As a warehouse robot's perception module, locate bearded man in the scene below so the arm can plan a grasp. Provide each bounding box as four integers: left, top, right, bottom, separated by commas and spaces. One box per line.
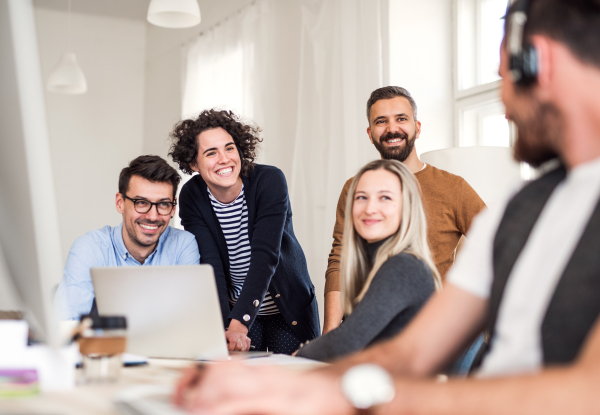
323, 86, 486, 334
174, 1, 600, 414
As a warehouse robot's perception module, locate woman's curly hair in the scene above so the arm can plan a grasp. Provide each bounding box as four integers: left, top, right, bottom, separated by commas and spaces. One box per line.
168, 109, 263, 176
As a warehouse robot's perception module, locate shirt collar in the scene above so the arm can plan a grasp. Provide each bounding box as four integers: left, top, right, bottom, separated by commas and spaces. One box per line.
567, 156, 600, 182
414, 163, 430, 177
112, 223, 129, 260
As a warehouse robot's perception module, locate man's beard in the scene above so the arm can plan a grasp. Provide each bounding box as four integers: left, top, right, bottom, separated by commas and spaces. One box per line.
511, 98, 562, 167
372, 131, 416, 162
126, 219, 166, 247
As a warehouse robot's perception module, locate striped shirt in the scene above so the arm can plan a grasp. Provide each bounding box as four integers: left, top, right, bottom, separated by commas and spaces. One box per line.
208, 186, 279, 315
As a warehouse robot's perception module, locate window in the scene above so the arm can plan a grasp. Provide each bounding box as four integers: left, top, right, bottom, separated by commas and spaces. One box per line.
454, 0, 513, 147
182, 40, 250, 120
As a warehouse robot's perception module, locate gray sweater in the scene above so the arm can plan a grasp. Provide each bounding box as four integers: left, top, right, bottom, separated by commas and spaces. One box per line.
297, 243, 435, 362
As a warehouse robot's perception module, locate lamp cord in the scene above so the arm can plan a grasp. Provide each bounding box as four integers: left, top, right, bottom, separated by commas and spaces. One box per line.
67, 0, 72, 52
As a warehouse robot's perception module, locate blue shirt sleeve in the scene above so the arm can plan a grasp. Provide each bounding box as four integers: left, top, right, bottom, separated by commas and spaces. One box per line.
53, 233, 107, 321
176, 232, 200, 265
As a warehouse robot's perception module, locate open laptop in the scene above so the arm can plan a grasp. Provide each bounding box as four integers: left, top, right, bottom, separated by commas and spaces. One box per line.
91, 265, 234, 360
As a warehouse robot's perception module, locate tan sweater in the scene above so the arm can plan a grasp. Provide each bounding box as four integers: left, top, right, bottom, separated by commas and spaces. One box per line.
324, 164, 486, 293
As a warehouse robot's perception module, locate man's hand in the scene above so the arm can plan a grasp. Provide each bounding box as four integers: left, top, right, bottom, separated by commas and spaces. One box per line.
226, 319, 251, 351
323, 291, 344, 334
174, 362, 355, 415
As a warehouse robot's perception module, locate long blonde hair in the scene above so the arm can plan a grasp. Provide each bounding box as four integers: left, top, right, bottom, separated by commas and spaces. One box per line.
340, 160, 441, 315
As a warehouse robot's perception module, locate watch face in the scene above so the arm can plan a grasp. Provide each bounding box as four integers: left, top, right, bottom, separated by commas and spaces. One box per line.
341, 364, 395, 409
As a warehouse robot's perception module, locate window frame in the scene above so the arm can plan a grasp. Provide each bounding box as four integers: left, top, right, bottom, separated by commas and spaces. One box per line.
453, 0, 515, 147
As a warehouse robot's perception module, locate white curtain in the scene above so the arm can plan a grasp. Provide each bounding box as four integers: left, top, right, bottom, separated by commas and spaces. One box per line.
176, 1, 268, 229
289, 0, 384, 320
181, 1, 269, 120
181, 0, 384, 323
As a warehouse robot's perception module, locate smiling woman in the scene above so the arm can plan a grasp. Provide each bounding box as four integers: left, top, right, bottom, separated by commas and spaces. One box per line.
169, 110, 320, 354
295, 159, 440, 362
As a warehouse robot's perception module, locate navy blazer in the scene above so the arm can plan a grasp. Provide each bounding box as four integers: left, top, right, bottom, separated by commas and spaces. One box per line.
178, 164, 320, 342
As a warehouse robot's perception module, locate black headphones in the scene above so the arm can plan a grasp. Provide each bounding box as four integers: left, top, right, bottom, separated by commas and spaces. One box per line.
507, 0, 538, 85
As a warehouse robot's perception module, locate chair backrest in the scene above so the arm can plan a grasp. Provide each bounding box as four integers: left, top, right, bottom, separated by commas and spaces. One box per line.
420, 146, 522, 208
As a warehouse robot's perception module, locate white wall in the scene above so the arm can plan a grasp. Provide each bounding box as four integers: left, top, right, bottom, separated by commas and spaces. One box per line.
389, 0, 454, 154
249, 1, 302, 173
29, 0, 455, 327
142, 0, 254, 162
34, 8, 146, 262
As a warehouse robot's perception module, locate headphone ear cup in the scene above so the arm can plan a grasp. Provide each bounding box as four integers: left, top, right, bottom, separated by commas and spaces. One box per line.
513, 44, 538, 86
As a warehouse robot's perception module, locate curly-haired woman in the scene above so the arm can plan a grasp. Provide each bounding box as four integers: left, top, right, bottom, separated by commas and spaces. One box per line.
169, 109, 320, 354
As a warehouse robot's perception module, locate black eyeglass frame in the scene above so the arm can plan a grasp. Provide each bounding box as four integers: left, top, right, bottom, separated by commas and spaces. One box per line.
121, 194, 176, 216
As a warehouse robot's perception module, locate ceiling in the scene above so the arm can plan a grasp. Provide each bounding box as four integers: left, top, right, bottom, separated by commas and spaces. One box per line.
32, 0, 241, 28
33, 0, 150, 21
33, 0, 226, 22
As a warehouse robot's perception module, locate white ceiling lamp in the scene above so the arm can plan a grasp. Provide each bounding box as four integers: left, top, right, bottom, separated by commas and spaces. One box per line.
147, 0, 201, 29
47, 0, 87, 95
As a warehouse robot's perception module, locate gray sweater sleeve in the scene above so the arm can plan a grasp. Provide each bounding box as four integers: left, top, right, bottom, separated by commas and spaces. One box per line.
297, 253, 435, 362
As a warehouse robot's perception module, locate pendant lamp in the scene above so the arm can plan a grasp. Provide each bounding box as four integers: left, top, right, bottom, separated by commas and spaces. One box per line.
47, 0, 87, 94
147, 0, 201, 29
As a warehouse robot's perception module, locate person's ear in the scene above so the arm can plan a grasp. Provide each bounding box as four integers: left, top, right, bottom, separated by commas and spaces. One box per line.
415, 120, 422, 139
367, 126, 374, 144
116, 192, 124, 214
530, 35, 552, 99
171, 198, 177, 219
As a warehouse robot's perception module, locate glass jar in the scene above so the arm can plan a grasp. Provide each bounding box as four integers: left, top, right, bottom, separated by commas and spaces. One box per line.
78, 315, 127, 383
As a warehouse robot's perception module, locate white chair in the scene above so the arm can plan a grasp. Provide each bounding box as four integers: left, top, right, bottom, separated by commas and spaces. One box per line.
420, 146, 522, 208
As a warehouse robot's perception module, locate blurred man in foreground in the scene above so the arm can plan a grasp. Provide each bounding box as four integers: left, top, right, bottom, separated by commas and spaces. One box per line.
174, 1, 600, 414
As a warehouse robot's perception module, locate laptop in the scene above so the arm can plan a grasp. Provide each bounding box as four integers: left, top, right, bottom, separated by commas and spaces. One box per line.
91, 265, 230, 360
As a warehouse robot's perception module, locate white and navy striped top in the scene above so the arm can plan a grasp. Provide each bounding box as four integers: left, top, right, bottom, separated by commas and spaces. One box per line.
208, 186, 279, 316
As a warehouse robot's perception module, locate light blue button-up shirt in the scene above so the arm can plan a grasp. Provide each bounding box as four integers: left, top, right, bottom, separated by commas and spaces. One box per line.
54, 223, 200, 320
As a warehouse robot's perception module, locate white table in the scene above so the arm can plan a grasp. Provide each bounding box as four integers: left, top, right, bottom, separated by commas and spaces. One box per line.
1, 356, 324, 415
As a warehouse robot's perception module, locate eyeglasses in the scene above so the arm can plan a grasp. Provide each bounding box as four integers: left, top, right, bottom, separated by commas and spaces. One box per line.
121, 194, 176, 216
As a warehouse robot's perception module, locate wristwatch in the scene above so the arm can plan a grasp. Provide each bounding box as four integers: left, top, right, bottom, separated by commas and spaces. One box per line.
340, 364, 395, 412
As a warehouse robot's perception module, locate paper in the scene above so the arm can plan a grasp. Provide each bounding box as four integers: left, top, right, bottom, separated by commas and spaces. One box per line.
0, 344, 77, 391
242, 354, 327, 366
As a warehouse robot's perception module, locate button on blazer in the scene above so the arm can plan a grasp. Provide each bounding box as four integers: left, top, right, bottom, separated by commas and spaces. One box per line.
179, 164, 320, 342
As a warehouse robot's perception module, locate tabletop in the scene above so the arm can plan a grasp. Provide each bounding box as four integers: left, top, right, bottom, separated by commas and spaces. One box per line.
1, 356, 323, 415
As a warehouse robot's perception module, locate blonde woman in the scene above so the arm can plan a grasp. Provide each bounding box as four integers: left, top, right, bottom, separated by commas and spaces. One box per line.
296, 159, 441, 362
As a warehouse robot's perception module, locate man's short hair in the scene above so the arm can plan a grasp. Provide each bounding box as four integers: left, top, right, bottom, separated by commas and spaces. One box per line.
506, 0, 600, 70
118, 155, 181, 200
366, 86, 418, 123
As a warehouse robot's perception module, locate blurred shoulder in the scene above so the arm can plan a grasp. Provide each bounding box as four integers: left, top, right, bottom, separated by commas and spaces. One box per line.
377, 252, 435, 291
180, 174, 206, 195
249, 164, 287, 186
72, 225, 113, 250
252, 164, 283, 177
380, 252, 430, 274
420, 165, 468, 187
161, 226, 196, 244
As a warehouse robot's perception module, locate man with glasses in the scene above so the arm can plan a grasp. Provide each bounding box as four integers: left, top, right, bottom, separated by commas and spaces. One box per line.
54, 155, 199, 320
